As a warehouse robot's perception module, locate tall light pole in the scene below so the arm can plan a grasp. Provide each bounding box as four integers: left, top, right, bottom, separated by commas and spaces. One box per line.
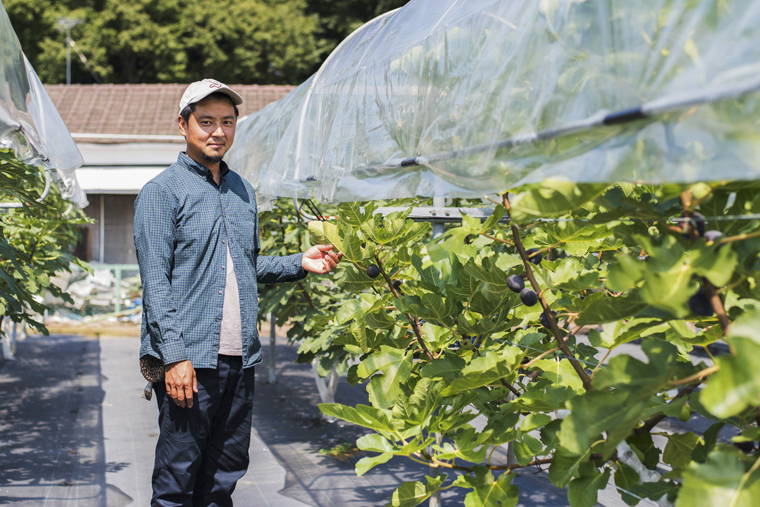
57, 18, 83, 85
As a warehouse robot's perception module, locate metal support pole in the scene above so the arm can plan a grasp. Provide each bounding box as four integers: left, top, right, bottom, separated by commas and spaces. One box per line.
114, 265, 122, 313
428, 197, 446, 507
99, 194, 105, 263
11, 322, 17, 356
66, 28, 71, 85
432, 198, 445, 239
1, 317, 15, 361
57, 18, 81, 86
268, 311, 277, 383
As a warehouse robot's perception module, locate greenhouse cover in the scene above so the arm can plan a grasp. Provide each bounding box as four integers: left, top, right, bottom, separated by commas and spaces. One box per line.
0, 2, 86, 208
227, 0, 760, 204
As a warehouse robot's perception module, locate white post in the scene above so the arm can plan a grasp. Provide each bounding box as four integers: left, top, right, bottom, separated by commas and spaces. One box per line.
10, 321, 17, 356
1, 317, 15, 361
432, 197, 445, 239
99, 194, 105, 263
313, 361, 340, 422
430, 197, 445, 507
268, 312, 277, 383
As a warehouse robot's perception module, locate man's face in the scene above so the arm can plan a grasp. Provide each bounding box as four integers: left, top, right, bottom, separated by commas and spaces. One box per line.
178, 96, 237, 165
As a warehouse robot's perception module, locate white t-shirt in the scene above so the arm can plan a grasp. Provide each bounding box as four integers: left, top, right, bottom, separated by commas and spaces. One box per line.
218, 245, 243, 356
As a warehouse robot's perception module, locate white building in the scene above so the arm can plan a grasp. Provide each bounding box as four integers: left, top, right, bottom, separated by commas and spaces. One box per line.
46, 83, 294, 264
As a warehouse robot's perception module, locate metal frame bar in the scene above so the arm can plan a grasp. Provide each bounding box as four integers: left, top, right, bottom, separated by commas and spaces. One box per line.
295, 76, 760, 181
293, 197, 506, 224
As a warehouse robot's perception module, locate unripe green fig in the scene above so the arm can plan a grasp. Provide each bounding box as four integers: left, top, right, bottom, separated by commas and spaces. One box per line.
506, 275, 525, 293
519, 288, 538, 307
366, 264, 380, 278
704, 230, 723, 243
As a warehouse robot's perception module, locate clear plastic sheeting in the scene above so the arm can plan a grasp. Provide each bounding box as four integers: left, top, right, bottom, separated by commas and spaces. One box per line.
227, 0, 760, 204
0, 3, 86, 207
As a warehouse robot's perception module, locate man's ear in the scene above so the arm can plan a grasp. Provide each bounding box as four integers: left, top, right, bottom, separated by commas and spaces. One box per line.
177, 115, 188, 137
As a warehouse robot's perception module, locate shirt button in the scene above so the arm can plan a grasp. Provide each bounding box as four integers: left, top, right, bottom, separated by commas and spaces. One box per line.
221, 265, 226, 269
222, 239, 226, 244
218, 290, 223, 295
216, 318, 220, 322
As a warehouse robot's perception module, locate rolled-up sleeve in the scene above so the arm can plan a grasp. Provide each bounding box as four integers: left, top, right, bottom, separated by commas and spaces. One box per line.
134, 183, 187, 365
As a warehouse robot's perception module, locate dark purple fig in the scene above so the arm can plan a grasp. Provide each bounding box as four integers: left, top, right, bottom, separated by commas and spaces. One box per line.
637, 255, 649, 262
680, 212, 706, 237
507, 275, 525, 293
520, 288, 538, 307
540, 310, 557, 329
392, 279, 403, 291
526, 249, 543, 265
366, 264, 380, 278
688, 289, 714, 317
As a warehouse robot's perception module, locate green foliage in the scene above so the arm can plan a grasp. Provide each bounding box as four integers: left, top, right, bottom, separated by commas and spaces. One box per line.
677, 447, 760, 507
6, 0, 406, 85
318, 442, 359, 461
0, 149, 90, 335
257, 179, 760, 506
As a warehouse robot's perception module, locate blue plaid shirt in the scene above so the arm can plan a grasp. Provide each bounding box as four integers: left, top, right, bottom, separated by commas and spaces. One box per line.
134, 152, 306, 369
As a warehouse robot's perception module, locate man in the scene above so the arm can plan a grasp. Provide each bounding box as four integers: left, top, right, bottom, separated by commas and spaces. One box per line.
134, 78, 341, 507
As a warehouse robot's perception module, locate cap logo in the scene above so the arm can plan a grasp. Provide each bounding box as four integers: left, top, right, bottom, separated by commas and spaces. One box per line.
209, 82, 222, 89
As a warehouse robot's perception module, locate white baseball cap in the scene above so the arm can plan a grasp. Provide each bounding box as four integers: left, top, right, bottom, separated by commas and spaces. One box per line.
178, 79, 243, 114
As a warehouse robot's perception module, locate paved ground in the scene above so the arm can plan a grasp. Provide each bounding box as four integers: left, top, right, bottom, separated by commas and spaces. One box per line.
1, 332, 728, 507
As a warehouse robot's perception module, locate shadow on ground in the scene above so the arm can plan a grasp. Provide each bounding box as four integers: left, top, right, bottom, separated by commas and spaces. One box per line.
0, 334, 111, 506
253, 339, 572, 507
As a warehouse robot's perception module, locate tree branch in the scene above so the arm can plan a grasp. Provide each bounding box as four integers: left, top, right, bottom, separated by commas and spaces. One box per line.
297, 282, 316, 310
702, 280, 730, 333
416, 452, 607, 472
634, 384, 700, 435
669, 365, 719, 386
376, 252, 434, 362
718, 230, 760, 245
506, 194, 593, 392
500, 378, 521, 398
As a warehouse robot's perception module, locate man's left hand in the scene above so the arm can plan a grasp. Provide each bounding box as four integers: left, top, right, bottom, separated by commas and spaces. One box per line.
302, 245, 343, 274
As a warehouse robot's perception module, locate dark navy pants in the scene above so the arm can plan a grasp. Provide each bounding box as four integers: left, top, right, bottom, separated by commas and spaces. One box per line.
151, 356, 255, 507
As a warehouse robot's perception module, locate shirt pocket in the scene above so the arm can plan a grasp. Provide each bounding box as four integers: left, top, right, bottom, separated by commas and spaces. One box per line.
228, 207, 255, 253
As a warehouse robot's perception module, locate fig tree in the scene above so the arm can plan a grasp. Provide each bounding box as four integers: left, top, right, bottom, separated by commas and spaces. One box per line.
506, 274, 525, 293
519, 288, 538, 306
526, 248, 542, 265
366, 264, 380, 278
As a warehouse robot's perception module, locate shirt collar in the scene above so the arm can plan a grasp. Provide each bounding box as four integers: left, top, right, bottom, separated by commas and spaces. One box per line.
178, 152, 230, 181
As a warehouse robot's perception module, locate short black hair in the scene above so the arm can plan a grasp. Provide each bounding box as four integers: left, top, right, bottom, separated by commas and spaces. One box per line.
179, 92, 239, 126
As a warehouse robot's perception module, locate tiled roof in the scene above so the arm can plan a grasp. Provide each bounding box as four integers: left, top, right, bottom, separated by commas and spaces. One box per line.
45, 83, 295, 143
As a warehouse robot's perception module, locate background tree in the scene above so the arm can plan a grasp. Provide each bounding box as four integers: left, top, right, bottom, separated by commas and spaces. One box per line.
305, 0, 409, 54
0, 150, 90, 337
4, 0, 407, 85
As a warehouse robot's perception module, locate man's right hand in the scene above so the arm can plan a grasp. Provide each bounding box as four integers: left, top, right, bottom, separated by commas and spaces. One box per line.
164, 360, 197, 408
